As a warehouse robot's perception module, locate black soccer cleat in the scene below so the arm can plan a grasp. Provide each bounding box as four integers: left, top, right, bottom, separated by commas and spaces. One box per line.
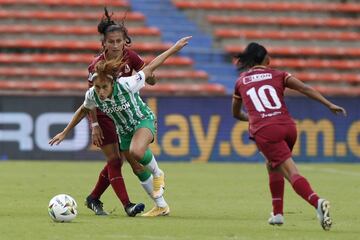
125, 202, 145, 217
85, 195, 108, 216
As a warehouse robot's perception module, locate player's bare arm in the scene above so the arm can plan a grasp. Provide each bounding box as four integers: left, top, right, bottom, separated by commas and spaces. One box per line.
88, 108, 104, 147
286, 76, 347, 116
232, 96, 249, 121
49, 105, 91, 146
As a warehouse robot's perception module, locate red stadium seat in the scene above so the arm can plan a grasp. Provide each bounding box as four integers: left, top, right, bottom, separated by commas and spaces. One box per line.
0, 10, 144, 21
0, 80, 226, 95
215, 29, 360, 41
0, 25, 161, 36
0, 39, 172, 52
208, 15, 360, 28
0, 0, 129, 7
173, 1, 360, 13
0, 53, 193, 66
0, 67, 208, 81
270, 59, 360, 70
225, 46, 360, 57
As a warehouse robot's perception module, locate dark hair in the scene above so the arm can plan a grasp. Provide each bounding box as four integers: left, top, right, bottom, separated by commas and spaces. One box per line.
235, 42, 267, 71
97, 7, 131, 46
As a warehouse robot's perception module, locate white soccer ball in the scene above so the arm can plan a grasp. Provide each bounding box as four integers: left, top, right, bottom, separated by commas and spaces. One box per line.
48, 194, 78, 222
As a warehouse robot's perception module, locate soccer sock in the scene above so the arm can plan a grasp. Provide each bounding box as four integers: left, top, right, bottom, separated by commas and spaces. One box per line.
90, 163, 110, 199
140, 175, 168, 208
107, 158, 130, 207
290, 174, 319, 208
139, 149, 163, 177
269, 172, 284, 215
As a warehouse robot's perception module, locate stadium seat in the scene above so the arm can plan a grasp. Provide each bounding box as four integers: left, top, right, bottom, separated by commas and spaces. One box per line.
0, 25, 161, 36
0, 53, 193, 67
270, 59, 360, 70
0, 0, 129, 8
0, 10, 144, 21
173, 1, 360, 13
225, 46, 360, 57
215, 29, 360, 41
208, 15, 360, 28
0, 39, 172, 52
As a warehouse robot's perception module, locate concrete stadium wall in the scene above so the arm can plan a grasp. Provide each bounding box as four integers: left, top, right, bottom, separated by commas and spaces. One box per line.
0, 96, 359, 163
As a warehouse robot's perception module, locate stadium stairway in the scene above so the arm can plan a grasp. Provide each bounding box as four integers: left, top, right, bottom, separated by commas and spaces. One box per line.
130, 0, 239, 93
172, 0, 360, 96
0, 0, 226, 96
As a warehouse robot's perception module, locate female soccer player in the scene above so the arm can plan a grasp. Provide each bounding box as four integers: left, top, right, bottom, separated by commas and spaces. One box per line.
85, 8, 159, 217
232, 42, 346, 230
49, 35, 192, 217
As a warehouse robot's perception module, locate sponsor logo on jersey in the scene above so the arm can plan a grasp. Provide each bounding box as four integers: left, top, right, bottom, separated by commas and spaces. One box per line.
102, 102, 131, 114
243, 73, 272, 85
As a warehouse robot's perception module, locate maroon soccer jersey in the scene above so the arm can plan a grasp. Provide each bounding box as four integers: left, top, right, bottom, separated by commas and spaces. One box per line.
88, 48, 145, 87
233, 66, 295, 137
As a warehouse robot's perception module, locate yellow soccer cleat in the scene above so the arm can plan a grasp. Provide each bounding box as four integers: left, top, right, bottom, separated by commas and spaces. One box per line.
152, 173, 165, 198
141, 206, 170, 217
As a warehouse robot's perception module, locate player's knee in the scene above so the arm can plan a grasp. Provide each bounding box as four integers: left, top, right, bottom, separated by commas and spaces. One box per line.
107, 158, 123, 168
129, 147, 145, 161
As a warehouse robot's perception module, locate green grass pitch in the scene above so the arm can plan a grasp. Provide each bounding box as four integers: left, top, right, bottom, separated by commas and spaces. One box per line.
0, 161, 359, 240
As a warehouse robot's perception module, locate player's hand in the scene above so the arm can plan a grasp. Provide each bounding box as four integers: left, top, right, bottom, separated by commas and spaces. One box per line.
92, 125, 104, 147
172, 36, 192, 52
328, 103, 347, 116
49, 132, 66, 146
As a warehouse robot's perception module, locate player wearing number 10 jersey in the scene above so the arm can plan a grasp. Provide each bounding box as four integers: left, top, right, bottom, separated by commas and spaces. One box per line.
232, 42, 347, 231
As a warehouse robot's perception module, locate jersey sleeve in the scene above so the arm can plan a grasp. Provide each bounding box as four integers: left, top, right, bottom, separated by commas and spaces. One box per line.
117, 71, 146, 93
83, 88, 97, 110
128, 49, 145, 71
283, 71, 292, 86
233, 79, 242, 99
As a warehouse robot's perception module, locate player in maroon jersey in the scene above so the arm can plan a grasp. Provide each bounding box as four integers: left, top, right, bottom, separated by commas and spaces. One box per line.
85, 8, 148, 217
232, 42, 346, 230
85, 8, 169, 217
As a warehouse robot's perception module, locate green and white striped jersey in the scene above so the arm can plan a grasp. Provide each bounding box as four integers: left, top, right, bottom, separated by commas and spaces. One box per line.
83, 71, 155, 135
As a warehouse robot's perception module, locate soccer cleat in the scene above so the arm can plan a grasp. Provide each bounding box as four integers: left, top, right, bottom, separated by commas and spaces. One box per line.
317, 199, 332, 231
268, 212, 284, 226
125, 202, 145, 217
152, 173, 165, 198
141, 205, 170, 217
85, 195, 108, 216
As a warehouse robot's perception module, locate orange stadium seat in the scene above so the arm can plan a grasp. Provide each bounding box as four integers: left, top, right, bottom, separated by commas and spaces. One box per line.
225, 46, 360, 57
0, 10, 144, 21
0, 0, 129, 7
173, 1, 360, 13
0, 81, 226, 95
0, 67, 209, 81
0, 53, 193, 67
208, 15, 360, 28
0, 39, 171, 52
0, 25, 161, 36
292, 72, 360, 84
215, 29, 360, 41
270, 59, 360, 70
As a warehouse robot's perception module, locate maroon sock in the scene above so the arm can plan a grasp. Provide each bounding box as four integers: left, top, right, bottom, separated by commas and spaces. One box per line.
107, 158, 130, 207
90, 163, 110, 199
269, 172, 284, 215
291, 174, 319, 208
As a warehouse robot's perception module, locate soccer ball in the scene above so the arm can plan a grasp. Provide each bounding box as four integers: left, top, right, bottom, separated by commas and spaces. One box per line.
48, 194, 78, 222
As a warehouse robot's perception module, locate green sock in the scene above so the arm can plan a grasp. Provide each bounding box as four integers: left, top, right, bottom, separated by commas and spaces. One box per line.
136, 170, 151, 182
139, 149, 153, 166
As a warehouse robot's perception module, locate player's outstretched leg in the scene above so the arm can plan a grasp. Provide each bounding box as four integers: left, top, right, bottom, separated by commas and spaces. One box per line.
317, 199, 332, 231
125, 202, 145, 217
85, 195, 108, 216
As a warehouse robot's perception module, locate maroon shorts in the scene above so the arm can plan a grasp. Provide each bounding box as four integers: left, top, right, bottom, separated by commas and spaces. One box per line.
254, 124, 297, 168
97, 114, 118, 146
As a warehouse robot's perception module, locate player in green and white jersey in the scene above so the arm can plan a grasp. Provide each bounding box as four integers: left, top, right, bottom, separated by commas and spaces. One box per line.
50, 36, 192, 217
